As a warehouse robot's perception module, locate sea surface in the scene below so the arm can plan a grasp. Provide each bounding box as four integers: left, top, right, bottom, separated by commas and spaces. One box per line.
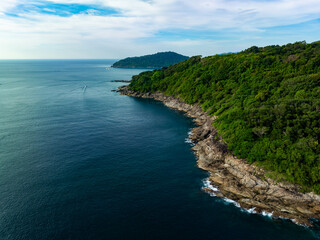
0, 60, 319, 240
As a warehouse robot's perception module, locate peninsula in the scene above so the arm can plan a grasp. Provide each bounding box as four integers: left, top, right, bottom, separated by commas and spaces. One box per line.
112, 51, 189, 69
118, 40, 320, 226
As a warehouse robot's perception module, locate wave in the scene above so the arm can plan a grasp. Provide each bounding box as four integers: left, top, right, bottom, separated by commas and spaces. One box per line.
185, 129, 195, 146
202, 178, 315, 228
202, 178, 273, 218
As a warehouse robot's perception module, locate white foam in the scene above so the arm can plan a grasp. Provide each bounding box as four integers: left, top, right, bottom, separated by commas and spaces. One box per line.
201, 179, 311, 226
261, 211, 273, 218
245, 207, 257, 214
223, 197, 240, 207
184, 129, 195, 145
290, 219, 308, 227
202, 178, 219, 192
202, 178, 275, 219
202, 178, 219, 196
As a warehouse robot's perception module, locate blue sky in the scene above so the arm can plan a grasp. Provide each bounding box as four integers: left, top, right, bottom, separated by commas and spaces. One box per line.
6, 3, 117, 17
1, 0, 320, 59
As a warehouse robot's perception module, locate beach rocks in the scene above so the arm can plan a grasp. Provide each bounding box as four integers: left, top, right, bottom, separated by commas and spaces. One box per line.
118, 85, 320, 227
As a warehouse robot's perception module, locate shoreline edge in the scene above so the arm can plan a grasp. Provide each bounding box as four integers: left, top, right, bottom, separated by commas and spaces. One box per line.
117, 85, 320, 227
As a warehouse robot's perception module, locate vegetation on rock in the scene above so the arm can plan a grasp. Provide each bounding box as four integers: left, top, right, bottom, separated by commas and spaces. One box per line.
129, 40, 320, 193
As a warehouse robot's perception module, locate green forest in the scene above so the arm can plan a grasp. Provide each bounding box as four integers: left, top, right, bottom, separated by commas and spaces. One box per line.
112, 51, 189, 68
129, 41, 320, 193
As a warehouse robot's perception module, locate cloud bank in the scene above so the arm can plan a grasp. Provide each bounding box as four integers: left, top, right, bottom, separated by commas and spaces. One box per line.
0, 0, 320, 58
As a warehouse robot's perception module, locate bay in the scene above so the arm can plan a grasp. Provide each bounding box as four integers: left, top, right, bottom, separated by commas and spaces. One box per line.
0, 60, 318, 240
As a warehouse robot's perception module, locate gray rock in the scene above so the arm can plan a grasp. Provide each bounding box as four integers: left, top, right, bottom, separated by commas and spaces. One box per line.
118, 86, 320, 227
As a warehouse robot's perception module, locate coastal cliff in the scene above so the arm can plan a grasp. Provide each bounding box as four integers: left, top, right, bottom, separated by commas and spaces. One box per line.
118, 85, 320, 227
128, 41, 320, 197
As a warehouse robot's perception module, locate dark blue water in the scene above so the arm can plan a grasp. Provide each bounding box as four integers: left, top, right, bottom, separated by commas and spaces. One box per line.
0, 60, 319, 240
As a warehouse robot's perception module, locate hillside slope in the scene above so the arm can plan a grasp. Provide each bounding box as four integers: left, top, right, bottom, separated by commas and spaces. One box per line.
112, 51, 189, 68
129, 41, 320, 193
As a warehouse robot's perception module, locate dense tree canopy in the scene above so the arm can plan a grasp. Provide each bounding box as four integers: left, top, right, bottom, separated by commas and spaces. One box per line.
112, 52, 189, 69
129, 41, 320, 193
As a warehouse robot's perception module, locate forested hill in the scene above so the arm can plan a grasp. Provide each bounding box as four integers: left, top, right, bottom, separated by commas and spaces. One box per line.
112, 52, 189, 68
129, 41, 320, 193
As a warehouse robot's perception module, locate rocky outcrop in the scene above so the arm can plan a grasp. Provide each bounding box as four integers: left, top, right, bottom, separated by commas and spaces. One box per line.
117, 85, 320, 227
111, 80, 131, 83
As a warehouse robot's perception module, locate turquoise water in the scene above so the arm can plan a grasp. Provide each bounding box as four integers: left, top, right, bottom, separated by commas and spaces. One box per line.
0, 60, 319, 240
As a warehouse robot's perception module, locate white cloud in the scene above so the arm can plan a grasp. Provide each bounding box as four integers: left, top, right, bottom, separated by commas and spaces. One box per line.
0, 0, 320, 58
0, 0, 20, 13
43, 8, 57, 13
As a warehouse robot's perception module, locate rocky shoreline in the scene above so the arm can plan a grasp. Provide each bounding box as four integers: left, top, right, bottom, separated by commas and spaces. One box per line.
117, 85, 320, 227
111, 80, 131, 83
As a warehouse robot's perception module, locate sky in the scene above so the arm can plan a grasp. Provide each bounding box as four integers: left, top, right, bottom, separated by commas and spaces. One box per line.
1, 0, 320, 59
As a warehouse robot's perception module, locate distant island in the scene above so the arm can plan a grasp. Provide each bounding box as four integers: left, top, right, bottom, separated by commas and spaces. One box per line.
112, 51, 189, 69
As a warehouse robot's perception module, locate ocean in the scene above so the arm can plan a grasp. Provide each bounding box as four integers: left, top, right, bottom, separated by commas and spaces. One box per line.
0, 60, 319, 239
